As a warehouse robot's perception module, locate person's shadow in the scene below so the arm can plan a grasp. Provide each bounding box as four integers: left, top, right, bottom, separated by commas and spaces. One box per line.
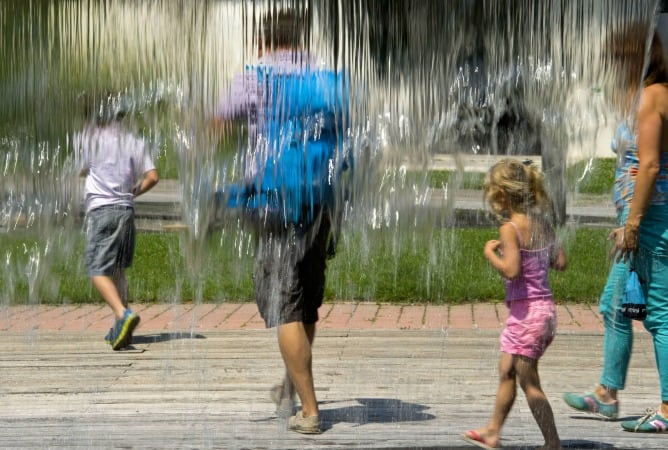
255, 397, 434, 428
345, 445, 611, 450
318, 397, 435, 431
320, 402, 613, 448
257, 399, 615, 448
130, 332, 207, 345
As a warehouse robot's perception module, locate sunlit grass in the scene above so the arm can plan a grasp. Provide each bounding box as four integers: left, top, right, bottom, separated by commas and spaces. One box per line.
567, 158, 616, 195
0, 226, 610, 305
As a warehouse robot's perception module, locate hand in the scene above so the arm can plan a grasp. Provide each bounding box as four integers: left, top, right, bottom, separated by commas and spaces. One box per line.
608, 224, 638, 262
484, 239, 501, 257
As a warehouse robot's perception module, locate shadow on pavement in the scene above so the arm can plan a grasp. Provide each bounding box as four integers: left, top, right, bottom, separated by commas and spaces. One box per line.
560, 440, 615, 449
131, 332, 207, 344
324, 442, 613, 450
320, 397, 435, 431
568, 413, 640, 422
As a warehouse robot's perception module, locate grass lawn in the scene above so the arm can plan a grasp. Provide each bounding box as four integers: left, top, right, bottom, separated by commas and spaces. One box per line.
427, 158, 615, 195
0, 225, 611, 305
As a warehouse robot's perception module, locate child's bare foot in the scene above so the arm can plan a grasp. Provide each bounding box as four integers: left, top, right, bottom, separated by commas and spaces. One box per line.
461, 428, 499, 449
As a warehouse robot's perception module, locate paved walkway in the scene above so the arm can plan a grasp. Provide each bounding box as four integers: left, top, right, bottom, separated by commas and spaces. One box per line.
0, 302, 660, 450
0, 302, 664, 450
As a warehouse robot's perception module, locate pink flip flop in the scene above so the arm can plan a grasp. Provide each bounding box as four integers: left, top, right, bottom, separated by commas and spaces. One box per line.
461, 430, 499, 450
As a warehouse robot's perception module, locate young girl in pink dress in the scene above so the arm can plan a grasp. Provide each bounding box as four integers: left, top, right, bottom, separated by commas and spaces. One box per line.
462, 158, 567, 450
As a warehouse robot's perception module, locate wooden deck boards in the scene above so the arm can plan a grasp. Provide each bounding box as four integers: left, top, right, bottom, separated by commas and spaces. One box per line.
0, 329, 665, 449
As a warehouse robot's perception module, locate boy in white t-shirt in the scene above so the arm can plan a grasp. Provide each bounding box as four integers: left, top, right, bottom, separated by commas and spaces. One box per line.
74, 95, 159, 350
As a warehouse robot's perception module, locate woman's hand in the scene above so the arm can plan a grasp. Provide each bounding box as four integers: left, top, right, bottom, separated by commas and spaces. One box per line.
609, 224, 638, 262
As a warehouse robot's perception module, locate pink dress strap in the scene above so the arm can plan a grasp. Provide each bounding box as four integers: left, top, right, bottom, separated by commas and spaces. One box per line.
507, 221, 524, 247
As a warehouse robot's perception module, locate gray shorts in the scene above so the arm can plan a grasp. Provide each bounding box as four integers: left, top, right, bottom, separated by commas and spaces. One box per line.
253, 213, 331, 328
84, 205, 135, 277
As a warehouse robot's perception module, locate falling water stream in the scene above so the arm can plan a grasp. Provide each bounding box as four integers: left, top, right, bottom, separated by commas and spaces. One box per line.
0, 2, 665, 439
1, 0, 662, 307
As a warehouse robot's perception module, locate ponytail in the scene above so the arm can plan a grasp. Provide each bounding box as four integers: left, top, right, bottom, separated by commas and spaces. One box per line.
524, 161, 557, 225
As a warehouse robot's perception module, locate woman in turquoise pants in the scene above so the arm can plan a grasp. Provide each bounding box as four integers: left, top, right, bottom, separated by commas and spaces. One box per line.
563, 26, 668, 432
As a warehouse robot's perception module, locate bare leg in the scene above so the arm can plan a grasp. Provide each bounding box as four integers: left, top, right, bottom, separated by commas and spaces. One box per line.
279, 323, 315, 399
278, 321, 318, 417
594, 384, 618, 402
92, 275, 126, 319
467, 353, 516, 449
516, 356, 562, 450
112, 269, 129, 308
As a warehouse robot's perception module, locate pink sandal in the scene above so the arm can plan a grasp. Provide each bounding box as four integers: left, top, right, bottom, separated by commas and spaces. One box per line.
461, 430, 499, 449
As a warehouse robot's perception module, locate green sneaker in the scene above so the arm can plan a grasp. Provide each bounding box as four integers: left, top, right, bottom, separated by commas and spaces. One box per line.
622, 408, 668, 432
563, 392, 618, 419
109, 310, 140, 351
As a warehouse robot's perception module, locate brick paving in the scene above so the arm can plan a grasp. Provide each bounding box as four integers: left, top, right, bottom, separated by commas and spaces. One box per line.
0, 301, 650, 334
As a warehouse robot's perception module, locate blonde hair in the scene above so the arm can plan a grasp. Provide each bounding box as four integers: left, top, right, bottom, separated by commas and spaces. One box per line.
484, 158, 554, 222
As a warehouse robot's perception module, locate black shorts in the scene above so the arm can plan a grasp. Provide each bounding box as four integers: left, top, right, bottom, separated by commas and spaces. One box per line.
253, 213, 331, 328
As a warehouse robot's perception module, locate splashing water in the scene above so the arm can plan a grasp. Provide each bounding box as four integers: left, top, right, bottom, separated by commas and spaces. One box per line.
0, 0, 662, 308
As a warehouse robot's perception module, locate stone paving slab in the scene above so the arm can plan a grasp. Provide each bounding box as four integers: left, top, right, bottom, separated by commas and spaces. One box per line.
0, 327, 665, 449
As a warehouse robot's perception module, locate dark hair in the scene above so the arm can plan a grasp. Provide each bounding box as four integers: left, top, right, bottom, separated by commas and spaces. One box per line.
645, 31, 668, 86
259, 7, 310, 51
81, 92, 127, 126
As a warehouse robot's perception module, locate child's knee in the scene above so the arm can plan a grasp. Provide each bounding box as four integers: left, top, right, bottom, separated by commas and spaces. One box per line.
518, 376, 541, 393
513, 356, 541, 388
498, 354, 516, 380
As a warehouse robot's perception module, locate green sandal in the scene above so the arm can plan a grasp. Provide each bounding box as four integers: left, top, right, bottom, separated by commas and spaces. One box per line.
563, 392, 618, 419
